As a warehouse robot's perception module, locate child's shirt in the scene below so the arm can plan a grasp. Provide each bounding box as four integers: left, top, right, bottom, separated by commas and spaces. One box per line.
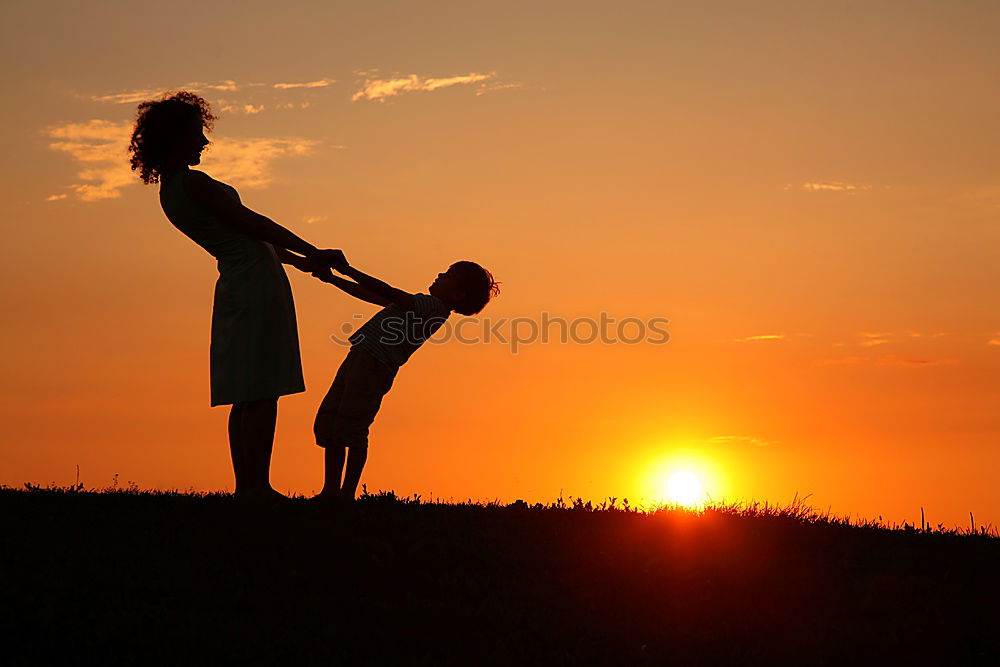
349, 293, 451, 370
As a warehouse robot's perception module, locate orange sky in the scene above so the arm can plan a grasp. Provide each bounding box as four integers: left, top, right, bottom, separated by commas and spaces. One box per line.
1, 1, 998, 527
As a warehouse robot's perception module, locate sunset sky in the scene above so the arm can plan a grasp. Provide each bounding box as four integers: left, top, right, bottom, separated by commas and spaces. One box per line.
2, 1, 998, 527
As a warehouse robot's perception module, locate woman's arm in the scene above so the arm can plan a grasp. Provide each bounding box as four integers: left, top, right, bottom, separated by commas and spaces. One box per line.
312, 269, 391, 307
274, 247, 315, 272
184, 170, 344, 265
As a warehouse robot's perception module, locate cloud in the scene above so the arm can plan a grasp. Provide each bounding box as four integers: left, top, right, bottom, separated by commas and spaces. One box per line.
988, 335, 1000, 346
90, 79, 331, 113
857, 331, 891, 347
815, 355, 958, 367
92, 80, 239, 104
199, 137, 318, 188
220, 104, 266, 115
91, 89, 167, 105
875, 356, 959, 367
903, 330, 947, 338
186, 80, 239, 92
303, 215, 327, 224
476, 81, 524, 96
814, 356, 868, 366
733, 334, 785, 342
855, 330, 947, 347
46, 119, 317, 200
46, 120, 135, 201
704, 435, 776, 447
46, 194, 68, 201
273, 78, 335, 89
351, 72, 496, 102
799, 181, 872, 193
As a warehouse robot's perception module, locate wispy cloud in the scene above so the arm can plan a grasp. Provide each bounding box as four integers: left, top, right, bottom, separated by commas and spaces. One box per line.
475, 81, 524, 96
91, 80, 239, 104
273, 78, 335, 89
875, 356, 959, 367
704, 435, 777, 447
45, 120, 317, 200
46, 194, 68, 201
46, 120, 135, 201
91, 79, 332, 115
903, 330, 947, 338
195, 137, 318, 188
351, 72, 496, 102
988, 334, 1000, 346
303, 215, 327, 224
815, 355, 958, 367
798, 181, 872, 193
220, 103, 266, 115
857, 331, 891, 347
814, 356, 868, 366
733, 334, 785, 343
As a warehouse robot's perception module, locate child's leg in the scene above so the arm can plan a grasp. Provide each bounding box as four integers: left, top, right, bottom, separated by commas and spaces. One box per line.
340, 446, 368, 499
318, 446, 347, 497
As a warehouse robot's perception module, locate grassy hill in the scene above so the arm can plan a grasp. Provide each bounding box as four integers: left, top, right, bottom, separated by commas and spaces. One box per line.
2, 486, 997, 665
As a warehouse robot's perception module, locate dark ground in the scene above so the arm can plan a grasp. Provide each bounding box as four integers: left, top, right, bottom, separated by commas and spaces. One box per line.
2, 487, 998, 666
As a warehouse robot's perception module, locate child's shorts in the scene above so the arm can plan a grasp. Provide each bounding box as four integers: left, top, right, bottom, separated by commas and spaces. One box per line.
314, 347, 397, 449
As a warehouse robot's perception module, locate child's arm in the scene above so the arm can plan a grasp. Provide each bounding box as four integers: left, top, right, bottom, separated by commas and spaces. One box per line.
337, 264, 416, 311
312, 268, 391, 307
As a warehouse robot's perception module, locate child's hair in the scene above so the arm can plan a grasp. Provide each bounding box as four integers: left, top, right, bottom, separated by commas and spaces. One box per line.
451, 261, 501, 316
128, 91, 216, 185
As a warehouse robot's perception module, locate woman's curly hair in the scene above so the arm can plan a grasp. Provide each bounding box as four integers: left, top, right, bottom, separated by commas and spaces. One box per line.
128, 91, 216, 185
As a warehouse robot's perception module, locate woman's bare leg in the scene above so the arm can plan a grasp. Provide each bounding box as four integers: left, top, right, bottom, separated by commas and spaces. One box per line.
318, 446, 347, 497
340, 447, 368, 500
236, 398, 280, 497
228, 404, 248, 496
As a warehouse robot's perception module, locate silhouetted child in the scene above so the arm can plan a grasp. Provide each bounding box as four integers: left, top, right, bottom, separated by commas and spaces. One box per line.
310, 259, 499, 501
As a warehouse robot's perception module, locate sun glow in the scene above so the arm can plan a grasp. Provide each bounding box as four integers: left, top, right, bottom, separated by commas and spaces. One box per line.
641, 450, 723, 509
663, 470, 705, 508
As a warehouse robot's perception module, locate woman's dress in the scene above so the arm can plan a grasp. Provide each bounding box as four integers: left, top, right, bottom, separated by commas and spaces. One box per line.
159, 170, 305, 406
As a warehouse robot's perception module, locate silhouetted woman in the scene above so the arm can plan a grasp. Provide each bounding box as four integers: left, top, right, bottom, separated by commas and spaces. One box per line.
128, 91, 343, 500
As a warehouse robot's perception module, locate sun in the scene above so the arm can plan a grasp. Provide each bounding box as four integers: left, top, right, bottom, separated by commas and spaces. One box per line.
663, 470, 705, 508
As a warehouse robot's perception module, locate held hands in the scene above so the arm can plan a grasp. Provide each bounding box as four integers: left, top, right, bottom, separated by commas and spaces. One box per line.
311, 248, 349, 271
310, 266, 335, 282
288, 248, 347, 282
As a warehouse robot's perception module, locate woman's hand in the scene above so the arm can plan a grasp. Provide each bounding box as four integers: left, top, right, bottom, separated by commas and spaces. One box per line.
274, 248, 326, 273
310, 248, 348, 270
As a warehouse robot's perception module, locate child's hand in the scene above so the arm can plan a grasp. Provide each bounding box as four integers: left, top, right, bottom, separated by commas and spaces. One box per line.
330, 254, 350, 272
311, 267, 334, 282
